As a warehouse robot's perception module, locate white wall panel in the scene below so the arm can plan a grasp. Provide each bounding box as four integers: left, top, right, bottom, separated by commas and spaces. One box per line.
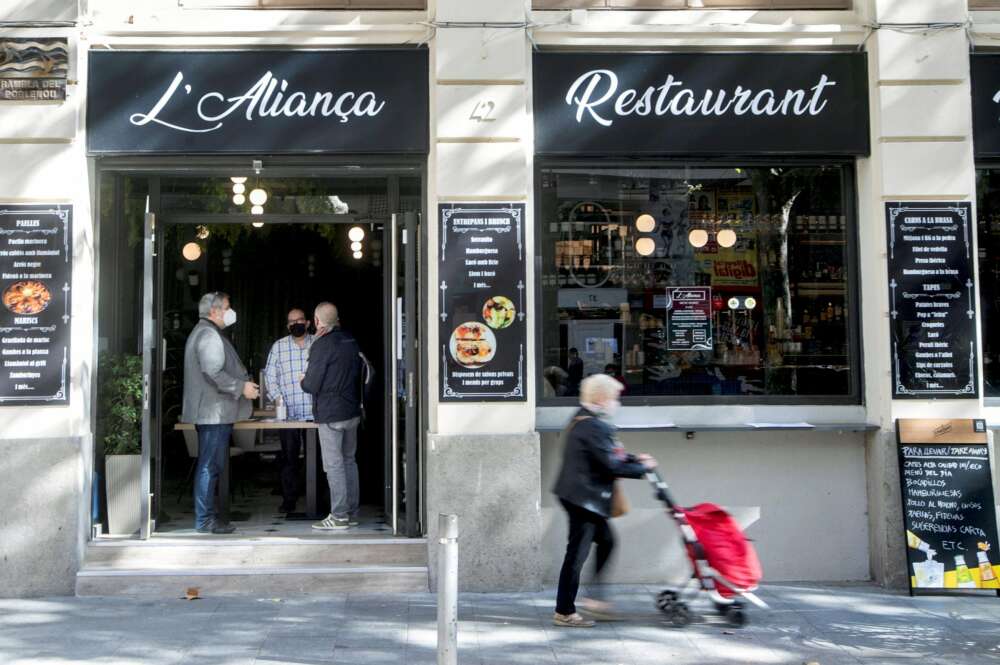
436, 84, 526, 140
878, 84, 971, 139
876, 29, 969, 82
876, 0, 966, 25
436, 142, 526, 198
435, 28, 525, 81
0, 103, 77, 141
435, 0, 526, 23
880, 141, 974, 198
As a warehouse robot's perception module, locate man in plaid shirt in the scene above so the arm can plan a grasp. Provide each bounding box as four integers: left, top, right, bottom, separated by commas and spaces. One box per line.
263, 308, 314, 513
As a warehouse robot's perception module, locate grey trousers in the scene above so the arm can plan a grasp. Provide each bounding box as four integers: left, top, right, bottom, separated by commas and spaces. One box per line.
318, 417, 361, 520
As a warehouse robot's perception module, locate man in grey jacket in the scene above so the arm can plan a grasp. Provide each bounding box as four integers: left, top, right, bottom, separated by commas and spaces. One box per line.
181, 292, 259, 534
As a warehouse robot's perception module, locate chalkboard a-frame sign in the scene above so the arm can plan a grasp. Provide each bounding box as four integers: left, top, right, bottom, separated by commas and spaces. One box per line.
897, 419, 1000, 597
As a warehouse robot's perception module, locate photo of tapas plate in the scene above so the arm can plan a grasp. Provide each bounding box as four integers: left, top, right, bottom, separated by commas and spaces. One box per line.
449, 321, 497, 369
3, 280, 52, 315
482, 296, 516, 330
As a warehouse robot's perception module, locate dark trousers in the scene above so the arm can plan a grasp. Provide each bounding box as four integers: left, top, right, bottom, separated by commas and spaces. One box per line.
555, 499, 614, 616
194, 424, 233, 530
278, 429, 304, 506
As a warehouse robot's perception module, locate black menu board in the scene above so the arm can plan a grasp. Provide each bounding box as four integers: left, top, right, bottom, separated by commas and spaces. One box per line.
885, 202, 977, 398
0, 204, 72, 405
439, 203, 526, 402
897, 419, 1000, 594
666, 287, 713, 351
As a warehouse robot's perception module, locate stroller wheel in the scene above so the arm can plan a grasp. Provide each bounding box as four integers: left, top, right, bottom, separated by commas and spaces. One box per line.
724, 607, 747, 628
655, 590, 679, 613
670, 603, 692, 627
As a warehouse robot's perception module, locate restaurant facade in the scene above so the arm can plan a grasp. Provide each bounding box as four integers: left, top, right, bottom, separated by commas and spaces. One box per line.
1, 0, 999, 597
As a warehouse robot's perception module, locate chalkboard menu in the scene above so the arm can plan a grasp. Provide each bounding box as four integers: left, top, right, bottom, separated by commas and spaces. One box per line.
666, 287, 713, 351
885, 202, 977, 398
439, 203, 527, 402
0, 205, 72, 405
898, 419, 1000, 593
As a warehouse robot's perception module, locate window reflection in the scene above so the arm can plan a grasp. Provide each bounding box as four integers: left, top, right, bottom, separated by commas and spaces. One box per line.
539, 164, 855, 400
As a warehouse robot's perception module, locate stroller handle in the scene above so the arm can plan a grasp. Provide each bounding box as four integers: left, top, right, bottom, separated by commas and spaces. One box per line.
645, 469, 678, 509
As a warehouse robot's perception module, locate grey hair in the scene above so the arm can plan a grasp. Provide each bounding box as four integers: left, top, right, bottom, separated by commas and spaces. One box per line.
579, 374, 624, 406
198, 291, 228, 318
314, 301, 339, 328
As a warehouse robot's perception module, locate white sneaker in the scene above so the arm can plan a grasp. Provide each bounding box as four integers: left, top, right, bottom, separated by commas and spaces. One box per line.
312, 514, 350, 530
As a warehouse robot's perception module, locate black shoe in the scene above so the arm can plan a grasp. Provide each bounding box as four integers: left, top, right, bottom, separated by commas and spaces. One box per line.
197, 522, 236, 535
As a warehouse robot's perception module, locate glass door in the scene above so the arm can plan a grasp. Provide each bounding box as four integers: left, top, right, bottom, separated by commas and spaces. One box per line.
389, 211, 420, 536
139, 199, 163, 539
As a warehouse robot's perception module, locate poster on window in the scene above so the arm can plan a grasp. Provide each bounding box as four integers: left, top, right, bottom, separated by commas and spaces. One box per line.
439, 203, 526, 402
666, 287, 713, 351
0, 204, 72, 405
885, 202, 977, 399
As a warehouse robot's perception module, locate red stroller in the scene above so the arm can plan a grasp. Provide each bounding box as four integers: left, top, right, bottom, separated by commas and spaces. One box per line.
646, 471, 767, 627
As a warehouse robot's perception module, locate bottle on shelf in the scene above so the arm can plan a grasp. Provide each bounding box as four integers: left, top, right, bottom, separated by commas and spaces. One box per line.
275, 395, 287, 422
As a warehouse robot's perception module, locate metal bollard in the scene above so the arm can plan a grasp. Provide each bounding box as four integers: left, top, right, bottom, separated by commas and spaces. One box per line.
437, 513, 458, 665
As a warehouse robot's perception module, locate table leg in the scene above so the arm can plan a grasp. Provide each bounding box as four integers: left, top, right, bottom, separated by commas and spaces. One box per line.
307, 428, 317, 519
220, 437, 230, 525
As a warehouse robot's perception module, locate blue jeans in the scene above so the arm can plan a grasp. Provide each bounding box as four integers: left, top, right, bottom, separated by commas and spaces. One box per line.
318, 417, 360, 520
194, 423, 233, 529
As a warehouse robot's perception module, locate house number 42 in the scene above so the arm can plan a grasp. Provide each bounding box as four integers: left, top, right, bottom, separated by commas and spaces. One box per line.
470, 100, 496, 122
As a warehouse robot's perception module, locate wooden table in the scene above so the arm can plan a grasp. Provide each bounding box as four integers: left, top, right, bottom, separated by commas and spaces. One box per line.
174, 420, 321, 522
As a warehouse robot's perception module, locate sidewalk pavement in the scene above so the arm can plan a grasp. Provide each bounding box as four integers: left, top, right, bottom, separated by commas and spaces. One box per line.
2, 584, 1000, 665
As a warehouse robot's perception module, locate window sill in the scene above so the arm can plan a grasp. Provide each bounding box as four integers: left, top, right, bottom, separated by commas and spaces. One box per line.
535, 421, 875, 433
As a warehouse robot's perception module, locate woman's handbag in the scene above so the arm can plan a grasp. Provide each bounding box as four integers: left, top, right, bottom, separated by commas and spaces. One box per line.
610, 482, 630, 518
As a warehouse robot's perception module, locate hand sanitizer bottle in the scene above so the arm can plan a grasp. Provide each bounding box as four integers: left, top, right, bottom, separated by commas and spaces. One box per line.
275, 395, 286, 422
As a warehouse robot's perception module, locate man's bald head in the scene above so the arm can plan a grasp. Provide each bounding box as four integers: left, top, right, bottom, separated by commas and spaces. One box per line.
314, 302, 339, 331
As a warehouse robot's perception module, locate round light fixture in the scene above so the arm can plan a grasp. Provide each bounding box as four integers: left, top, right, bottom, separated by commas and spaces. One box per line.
251, 205, 264, 215
195, 225, 210, 240
353, 251, 363, 260
232, 183, 246, 195
728, 297, 740, 310
635, 214, 656, 233
252, 221, 264, 228
688, 229, 709, 248
744, 296, 757, 310
230, 176, 247, 184
249, 188, 268, 206
181, 242, 202, 262
348, 226, 365, 242
233, 194, 246, 205
351, 241, 363, 252
634, 237, 656, 257
717, 228, 737, 248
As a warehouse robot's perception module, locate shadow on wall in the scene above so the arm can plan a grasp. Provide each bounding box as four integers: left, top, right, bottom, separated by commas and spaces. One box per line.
0, 437, 82, 598
0, 0, 78, 22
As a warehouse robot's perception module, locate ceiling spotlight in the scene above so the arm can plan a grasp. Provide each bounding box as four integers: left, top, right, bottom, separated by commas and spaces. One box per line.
351, 241, 362, 252
195, 225, 210, 240
252, 221, 264, 228
353, 251, 363, 260
688, 229, 709, 248
717, 229, 737, 248
251, 205, 264, 215
635, 237, 656, 257
181, 242, 202, 261
232, 183, 246, 195
230, 176, 247, 184
233, 194, 246, 205
249, 188, 268, 206
348, 226, 365, 242
635, 214, 656, 233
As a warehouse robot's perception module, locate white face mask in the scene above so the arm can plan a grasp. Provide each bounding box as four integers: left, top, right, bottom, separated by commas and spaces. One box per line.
222, 308, 237, 328
603, 399, 621, 418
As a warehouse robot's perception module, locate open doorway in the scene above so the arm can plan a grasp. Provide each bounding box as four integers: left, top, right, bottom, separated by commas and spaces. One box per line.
94, 166, 423, 539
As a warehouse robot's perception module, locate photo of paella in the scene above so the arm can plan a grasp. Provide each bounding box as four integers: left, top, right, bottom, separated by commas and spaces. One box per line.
449, 321, 497, 369
2, 280, 52, 315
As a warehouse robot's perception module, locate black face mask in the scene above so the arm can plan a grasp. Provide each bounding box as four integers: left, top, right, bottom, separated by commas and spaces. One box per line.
288, 323, 307, 338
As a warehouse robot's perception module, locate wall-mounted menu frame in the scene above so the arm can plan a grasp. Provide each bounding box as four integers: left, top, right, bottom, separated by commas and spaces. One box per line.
0, 204, 72, 405
897, 418, 1000, 596
439, 203, 527, 402
885, 202, 978, 399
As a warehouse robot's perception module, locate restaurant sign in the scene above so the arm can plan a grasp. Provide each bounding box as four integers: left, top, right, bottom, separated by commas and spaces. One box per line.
439, 203, 527, 402
87, 49, 429, 154
0, 39, 69, 101
0, 205, 72, 406
885, 202, 977, 399
533, 52, 870, 156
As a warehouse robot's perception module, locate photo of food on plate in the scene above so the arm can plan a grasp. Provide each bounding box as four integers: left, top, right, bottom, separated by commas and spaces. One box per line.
449, 321, 497, 368
3, 280, 52, 315
482, 296, 516, 330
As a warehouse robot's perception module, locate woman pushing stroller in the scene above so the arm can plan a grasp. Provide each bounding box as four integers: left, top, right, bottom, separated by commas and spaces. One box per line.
552, 374, 658, 628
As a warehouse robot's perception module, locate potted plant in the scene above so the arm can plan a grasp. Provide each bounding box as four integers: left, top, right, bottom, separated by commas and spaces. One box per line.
98, 353, 143, 536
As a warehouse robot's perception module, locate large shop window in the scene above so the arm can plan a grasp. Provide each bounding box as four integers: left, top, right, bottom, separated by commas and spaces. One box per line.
537, 163, 860, 403
977, 168, 1000, 398
531, 1, 850, 9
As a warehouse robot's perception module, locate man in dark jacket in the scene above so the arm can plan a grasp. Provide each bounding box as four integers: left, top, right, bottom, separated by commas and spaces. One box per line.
300, 302, 363, 531
552, 374, 657, 627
